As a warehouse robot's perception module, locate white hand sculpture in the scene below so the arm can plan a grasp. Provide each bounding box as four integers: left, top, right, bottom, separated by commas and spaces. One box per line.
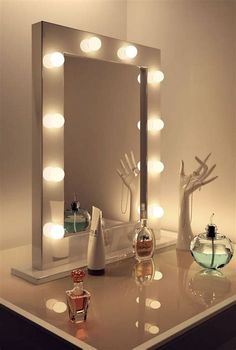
177, 153, 218, 250
116, 151, 140, 222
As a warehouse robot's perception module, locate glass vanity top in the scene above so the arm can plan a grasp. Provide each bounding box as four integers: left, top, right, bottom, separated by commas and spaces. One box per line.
1, 244, 236, 349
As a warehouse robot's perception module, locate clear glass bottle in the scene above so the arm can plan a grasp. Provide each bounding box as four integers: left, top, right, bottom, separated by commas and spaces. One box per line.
133, 204, 155, 261
190, 215, 233, 270
66, 269, 91, 323
64, 195, 91, 234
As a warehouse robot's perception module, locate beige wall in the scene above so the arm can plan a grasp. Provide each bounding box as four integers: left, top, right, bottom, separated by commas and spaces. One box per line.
0, 0, 127, 249
127, 0, 236, 240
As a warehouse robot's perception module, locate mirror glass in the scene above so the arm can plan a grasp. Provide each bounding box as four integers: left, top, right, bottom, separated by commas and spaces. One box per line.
64, 56, 140, 234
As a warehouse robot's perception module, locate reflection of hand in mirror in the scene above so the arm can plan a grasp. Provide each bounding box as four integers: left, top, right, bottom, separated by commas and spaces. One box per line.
116, 151, 140, 222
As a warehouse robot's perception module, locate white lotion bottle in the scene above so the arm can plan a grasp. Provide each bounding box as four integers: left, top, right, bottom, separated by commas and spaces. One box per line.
87, 206, 105, 275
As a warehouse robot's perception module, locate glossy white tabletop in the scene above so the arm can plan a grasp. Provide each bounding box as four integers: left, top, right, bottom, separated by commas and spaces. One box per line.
1, 244, 236, 349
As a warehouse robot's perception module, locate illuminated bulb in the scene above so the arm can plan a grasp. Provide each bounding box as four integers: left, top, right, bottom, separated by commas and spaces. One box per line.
43, 52, 65, 68
145, 323, 160, 335
136, 297, 161, 309
43, 223, 65, 239
137, 70, 164, 84
148, 70, 165, 84
137, 118, 164, 132
43, 113, 65, 129
148, 160, 164, 174
80, 37, 101, 53
154, 271, 163, 281
117, 45, 137, 60
46, 299, 58, 310
149, 205, 164, 218
43, 167, 65, 182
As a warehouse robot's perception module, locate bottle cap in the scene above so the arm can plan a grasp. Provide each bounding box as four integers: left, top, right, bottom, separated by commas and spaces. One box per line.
71, 269, 85, 283
206, 224, 217, 238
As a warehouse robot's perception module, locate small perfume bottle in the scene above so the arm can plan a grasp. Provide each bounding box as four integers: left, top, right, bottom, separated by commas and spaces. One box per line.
64, 194, 91, 234
66, 269, 91, 323
133, 204, 155, 261
190, 214, 233, 270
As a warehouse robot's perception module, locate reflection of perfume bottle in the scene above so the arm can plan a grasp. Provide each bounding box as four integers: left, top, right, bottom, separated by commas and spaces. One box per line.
134, 259, 155, 286
66, 269, 91, 323
190, 214, 233, 269
64, 194, 91, 234
133, 204, 155, 261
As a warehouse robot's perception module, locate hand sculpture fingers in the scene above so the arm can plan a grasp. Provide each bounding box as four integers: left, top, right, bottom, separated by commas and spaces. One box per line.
125, 153, 133, 172
200, 164, 216, 182
194, 156, 208, 179
194, 153, 211, 175
192, 175, 218, 192
120, 158, 129, 175
180, 160, 185, 176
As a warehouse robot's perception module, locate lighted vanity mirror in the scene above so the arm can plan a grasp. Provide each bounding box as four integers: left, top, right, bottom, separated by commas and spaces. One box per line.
12, 21, 162, 283
64, 55, 140, 234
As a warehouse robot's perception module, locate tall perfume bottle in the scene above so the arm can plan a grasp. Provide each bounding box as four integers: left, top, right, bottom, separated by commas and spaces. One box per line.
64, 194, 91, 234
190, 214, 233, 270
66, 269, 91, 323
133, 204, 155, 261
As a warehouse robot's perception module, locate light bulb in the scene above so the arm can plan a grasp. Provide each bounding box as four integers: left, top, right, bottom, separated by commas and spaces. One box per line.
137, 70, 164, 84
117, 45, 137, 60
43, 223, 65, 239
80, 37, 101, 53
43, 167, 65, 182
148, 70, 164, 84
46, 299, 58, 310
137, 118, 164, 132
145, 324, 160, 335
52, 301, 67, 313
43, 52, 65, 68
148, 160, 164, 174
43, 113, 65, 129
136, 297, 161, 309
148, 205, 164, 218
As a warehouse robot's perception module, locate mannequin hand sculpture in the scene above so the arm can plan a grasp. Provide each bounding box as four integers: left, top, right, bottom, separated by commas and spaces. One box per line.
116, 151, 140, 222
177, 153, 218, 250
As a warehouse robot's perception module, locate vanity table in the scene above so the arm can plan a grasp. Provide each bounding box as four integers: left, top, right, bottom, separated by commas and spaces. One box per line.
1, 242, 236, 349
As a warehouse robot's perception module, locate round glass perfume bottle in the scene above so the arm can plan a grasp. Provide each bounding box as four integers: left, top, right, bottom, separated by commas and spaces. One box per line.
190, 216, 233, 270
133, 205, 155, 261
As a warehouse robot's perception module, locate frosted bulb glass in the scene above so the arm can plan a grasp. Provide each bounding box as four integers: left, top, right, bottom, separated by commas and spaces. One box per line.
137, 70, 164, 84
43, 52, 64, 68
154, 271, 163, 280
118, 45, 138, 60
149, 205, 164, 218
80, 37, 101, 52
43, 113, 65, 128
148, 70, 164, 84
43, 167, 65, 182
43, 223, 64, 239
148, 160, 164, 174
137, 118, 164, 132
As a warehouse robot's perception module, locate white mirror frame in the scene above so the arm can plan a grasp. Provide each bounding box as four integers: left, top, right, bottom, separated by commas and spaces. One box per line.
13, 21, 164, 283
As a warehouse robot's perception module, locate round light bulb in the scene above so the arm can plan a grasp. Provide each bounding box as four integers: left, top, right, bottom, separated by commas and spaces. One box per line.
52, 301, 67, 313
148, 70, 164, 84
43, 113, 65, 129
43, 223, 65, 239
43, 167, 65, 182
118, 45, 137, 60
46, 299, 57, 310
145, 324, 160, 335
80, 36, 101, 53
137, 118, 164, 132
148, 160, 164, 174
149, 299, 161, 310
43, 52, 64, 68
154, 270, 163, 281
149, 205, 164, 218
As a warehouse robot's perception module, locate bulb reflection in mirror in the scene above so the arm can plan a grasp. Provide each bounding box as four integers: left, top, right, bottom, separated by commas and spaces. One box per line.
80, 37, 101, 53
137, 160, 164, 174
43, 167, 65, 182
149, 205, 164, 219
137, 118, 164, 132
137, 70, 164, 84
136, 297, 161, 310
117, 45, 138, 60
46, 299, 67, 313
43, 223, 65, 239
135, 321, 160, 334
154, 270, 163, 281
43, 52, 65, 68
43, 113, 65, 129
